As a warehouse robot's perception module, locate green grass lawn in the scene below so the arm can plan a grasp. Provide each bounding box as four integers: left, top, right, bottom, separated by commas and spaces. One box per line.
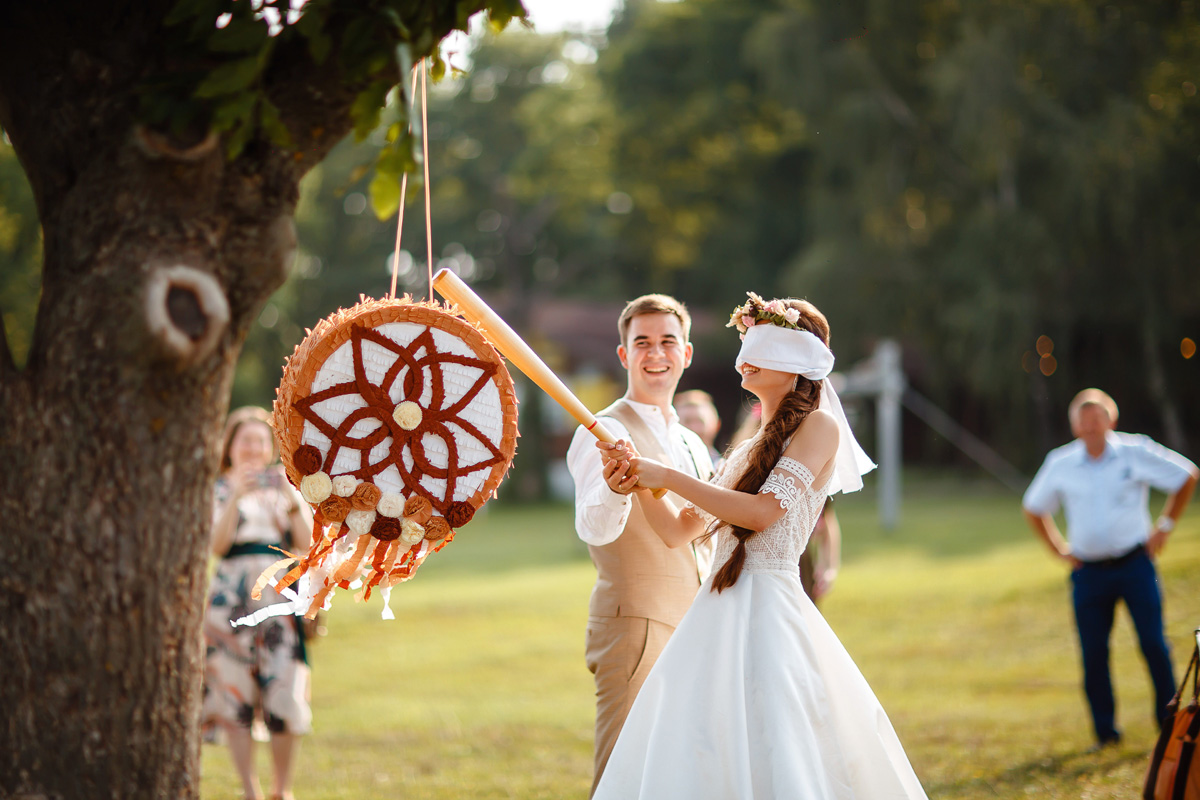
201, 478, 1200, 799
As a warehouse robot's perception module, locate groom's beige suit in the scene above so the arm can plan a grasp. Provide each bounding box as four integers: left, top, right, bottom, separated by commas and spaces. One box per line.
567, 398, 714, 795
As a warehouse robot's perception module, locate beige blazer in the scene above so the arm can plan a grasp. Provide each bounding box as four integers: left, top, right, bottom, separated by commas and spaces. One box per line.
586, 400, 713, 627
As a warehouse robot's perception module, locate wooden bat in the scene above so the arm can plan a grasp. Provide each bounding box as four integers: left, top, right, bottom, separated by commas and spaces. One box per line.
432, 268, 665, 498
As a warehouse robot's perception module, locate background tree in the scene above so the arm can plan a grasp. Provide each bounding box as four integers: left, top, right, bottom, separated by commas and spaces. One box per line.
0, 2, 524, 797
210, 0, 1200, 469
747, 0, 1200, 460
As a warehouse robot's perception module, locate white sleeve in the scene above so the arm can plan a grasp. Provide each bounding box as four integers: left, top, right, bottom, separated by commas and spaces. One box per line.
566, 419, 633, 547
1022, 456, 1061, 516
1130, 436, 1197, 492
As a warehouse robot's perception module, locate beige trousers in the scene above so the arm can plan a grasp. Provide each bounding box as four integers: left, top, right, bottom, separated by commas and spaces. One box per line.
584, 615, 675, 797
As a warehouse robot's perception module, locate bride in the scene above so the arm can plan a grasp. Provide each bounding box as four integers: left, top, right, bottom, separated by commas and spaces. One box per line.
592, 295, 928, 799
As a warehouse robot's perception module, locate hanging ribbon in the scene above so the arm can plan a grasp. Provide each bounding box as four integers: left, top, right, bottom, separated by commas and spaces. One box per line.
389, 66, 421, 300
388, 58, 437, 302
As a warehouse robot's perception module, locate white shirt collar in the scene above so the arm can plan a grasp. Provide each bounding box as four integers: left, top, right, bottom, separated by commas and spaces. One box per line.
1072, 431, 1120, 464
621, 396, 680, 428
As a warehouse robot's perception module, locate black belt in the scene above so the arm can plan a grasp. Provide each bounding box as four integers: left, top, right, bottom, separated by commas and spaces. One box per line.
224, 542, 287, 559
1081, 543, 1146, 568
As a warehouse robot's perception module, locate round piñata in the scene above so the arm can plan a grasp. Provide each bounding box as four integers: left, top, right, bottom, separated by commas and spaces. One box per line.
254, 295, 518, 619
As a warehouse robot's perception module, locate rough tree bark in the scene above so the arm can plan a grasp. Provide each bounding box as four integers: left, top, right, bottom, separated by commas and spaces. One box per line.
0, 3, 403, 797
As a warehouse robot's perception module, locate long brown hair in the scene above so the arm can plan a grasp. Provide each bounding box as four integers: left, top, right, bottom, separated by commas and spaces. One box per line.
219, 406, 276, 473
710, 299, 830, 593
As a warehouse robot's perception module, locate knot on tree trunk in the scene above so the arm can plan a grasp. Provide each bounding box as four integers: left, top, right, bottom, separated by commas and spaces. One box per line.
144, 265, 229, 365
133, 125, 219, 163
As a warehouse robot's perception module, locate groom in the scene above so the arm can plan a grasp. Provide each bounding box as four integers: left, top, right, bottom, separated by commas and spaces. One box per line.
566, 294, 714, 795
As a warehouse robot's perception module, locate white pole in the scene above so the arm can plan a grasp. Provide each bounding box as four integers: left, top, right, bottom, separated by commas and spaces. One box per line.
876, 340, 904, 530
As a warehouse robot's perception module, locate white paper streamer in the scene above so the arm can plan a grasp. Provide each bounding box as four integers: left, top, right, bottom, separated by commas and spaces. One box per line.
231, 578, 306, 628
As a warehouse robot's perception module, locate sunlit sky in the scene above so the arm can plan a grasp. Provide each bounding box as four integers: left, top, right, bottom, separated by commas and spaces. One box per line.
521, 0, 625, 32
442, 0, 629, 68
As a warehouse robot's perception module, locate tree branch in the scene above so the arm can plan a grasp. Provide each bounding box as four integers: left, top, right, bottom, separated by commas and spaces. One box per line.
260, 37, 369, 173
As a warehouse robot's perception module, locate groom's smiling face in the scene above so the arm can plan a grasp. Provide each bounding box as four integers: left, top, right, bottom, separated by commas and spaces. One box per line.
618, 312, 693, 405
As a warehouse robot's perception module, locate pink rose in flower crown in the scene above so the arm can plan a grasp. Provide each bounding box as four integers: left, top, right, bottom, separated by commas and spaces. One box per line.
784, 308, 801, 325
765, 300, 785, 316
742, 314, 756, 328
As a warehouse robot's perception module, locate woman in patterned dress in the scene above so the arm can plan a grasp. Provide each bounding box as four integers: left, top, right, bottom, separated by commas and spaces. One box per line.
593, 298, 927, 799
204, 407, 313, 800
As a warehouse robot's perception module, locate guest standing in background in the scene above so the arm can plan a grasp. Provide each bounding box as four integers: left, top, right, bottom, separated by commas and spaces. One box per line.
1023, 388, 1197, 749
204, 407, 314, 800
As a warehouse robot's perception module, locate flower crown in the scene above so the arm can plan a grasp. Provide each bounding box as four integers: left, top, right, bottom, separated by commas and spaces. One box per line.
727, 292, 802, 337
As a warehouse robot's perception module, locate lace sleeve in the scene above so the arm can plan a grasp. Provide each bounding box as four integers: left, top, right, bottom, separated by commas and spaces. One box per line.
758, 456, 815, 510
684, 493, 719, 528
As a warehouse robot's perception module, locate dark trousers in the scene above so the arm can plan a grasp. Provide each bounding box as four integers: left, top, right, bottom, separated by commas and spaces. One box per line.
1070, 549, 1176, 743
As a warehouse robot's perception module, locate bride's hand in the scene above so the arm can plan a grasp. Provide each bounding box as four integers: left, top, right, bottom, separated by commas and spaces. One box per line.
627, 456, 669, 489
602, 454, 640, 495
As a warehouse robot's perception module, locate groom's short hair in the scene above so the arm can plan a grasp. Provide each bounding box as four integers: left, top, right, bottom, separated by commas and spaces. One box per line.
617, 294, 691, 345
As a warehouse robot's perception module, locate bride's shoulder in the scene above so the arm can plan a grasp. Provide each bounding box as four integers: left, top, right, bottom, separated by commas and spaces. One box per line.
799, 408, 838, 439
783, 409, 838, 462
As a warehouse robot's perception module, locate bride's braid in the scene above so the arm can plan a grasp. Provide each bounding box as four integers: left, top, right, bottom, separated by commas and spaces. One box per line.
710, 300, 830, 594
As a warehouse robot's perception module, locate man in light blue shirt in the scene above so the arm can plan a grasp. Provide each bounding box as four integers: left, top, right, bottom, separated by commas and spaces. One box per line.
1023, 388, 1198, 748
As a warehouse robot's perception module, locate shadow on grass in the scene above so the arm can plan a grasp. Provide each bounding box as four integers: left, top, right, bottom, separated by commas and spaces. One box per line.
930, 744, 1151, 796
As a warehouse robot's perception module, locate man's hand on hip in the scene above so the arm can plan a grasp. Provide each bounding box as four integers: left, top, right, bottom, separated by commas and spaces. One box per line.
1147, 525, 1171, 558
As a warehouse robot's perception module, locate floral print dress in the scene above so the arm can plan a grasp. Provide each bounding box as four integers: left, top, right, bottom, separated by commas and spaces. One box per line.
202, 477, 312, 735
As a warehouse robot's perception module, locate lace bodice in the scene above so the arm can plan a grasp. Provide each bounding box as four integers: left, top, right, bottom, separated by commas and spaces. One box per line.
695, 439, 830, 575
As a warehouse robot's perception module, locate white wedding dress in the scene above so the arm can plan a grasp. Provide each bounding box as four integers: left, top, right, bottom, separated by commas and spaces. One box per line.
593, 440, 929, 799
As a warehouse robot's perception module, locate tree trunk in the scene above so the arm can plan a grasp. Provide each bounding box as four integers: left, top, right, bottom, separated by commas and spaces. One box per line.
1142, 317, 1187, 452
0, 6, 352, 797
0, 125, 301, 800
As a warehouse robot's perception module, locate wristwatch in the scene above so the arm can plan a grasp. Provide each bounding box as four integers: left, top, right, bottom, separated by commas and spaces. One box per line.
1155, 515, 1176, 533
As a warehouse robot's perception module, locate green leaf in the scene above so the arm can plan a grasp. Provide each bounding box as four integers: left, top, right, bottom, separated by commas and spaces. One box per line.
165, 0, 225, 28
379, 7, 409, 38
351, 79, 392, 141
211, 91, 258, 131
293, 5, 332, 63
456, 3, 474, 30
310, 33, 333, 65
484, 0, 528, 32
487, 8, 513, 33
195, 57, 262, 98
207, 17, 269, 53
429, 56, 447, 82
376, 136, 416, 176
341, 17, 380, 76
224, 119, 254, 160
369, 169, 402, 220
258, 99, 293, 148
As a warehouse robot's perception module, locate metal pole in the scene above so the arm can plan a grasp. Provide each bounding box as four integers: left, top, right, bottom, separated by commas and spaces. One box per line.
876, 340, 903, 530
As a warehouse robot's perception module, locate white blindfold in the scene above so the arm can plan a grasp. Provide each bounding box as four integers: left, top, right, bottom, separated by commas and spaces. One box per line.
735, 324, 876, 494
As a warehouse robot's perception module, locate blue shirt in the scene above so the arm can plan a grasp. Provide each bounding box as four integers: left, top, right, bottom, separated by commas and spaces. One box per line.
1023, 432, 1196, 561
